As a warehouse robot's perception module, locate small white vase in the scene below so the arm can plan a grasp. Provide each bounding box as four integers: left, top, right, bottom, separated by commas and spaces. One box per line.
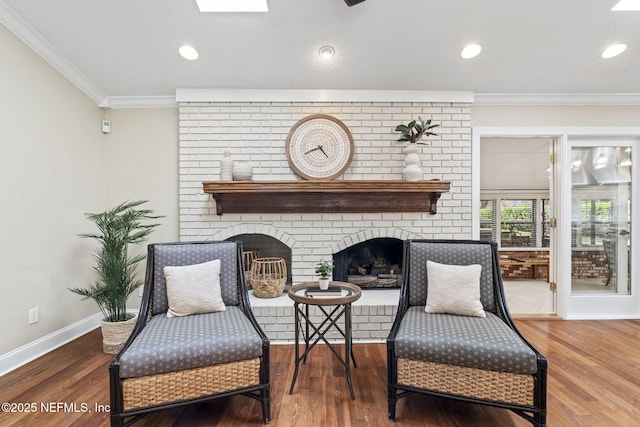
318, 278, 330, 290
232, 162, 253, 180
403, 144, 422, 181
220, 151, 233, 181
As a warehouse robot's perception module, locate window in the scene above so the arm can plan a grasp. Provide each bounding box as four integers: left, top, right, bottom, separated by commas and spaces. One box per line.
500, 199, 536, 247
571, 199, 615, 247
479, 200, 496, 242
541, 199, 552, 247
480, 195, 550, 249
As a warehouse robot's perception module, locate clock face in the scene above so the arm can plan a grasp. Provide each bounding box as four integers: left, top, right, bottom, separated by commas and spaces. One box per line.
286, 114, 354, 180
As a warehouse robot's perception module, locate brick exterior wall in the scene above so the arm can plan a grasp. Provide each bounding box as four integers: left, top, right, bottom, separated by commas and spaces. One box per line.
499, 250, 550, 280
178, 100, 472, 341
498, 249, 608, 281
571, 250, 608, 279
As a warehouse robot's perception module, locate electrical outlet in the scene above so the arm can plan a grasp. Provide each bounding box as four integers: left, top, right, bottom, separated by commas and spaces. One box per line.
28, 307, 39, 325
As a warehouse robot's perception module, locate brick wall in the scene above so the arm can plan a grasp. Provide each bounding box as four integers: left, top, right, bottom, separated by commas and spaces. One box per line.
499, 250, 550, 280
178, 101, 472, 282
178, 100, 472, 341
498, 249, 608, 281
571, 249, 608, 279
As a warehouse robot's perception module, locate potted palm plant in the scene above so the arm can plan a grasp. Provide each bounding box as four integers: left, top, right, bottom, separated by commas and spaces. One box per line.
70, 200, 162, 353
315, 260, 333, 290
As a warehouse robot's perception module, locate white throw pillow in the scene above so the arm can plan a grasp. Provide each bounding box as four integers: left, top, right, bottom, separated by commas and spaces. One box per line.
164, 259, 226, 318
425, 260, 485, 318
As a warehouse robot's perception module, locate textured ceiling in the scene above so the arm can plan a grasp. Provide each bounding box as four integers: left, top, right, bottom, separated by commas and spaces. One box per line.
1, 0, 639, 105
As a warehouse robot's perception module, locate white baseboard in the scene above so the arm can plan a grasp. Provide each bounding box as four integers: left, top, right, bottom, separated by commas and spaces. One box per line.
0, 312, 102, 377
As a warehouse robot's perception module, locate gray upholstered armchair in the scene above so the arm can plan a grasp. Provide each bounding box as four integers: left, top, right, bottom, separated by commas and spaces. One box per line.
387, 240, 547, 426
109, 241, 270, 426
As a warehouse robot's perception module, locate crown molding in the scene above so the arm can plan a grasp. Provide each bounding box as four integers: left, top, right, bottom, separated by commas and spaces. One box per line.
99, 96, 177, 109
176, 88, 474, 104
475, 93, 640, 105
0, 0, 106, 105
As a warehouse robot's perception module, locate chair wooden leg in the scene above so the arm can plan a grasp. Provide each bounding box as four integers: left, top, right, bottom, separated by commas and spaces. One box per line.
110, 415, 123, 427
534, 412, 546, 427
388, 384, 397, 420
261, 388, 271, 424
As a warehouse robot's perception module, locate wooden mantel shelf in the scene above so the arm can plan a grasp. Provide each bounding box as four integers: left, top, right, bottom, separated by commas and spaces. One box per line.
202, 180, 451, 215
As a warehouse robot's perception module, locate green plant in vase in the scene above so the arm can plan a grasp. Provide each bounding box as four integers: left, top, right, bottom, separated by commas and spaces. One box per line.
394, 116, 439, 180
315, 260, 333, 290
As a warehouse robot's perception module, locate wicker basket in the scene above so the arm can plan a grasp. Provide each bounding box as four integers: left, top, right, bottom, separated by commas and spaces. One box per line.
249, 257, 287, 298
243, 250, 260, 288
101, 314, 137, 354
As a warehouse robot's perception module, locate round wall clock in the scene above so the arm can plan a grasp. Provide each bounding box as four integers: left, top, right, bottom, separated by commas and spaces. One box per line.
286, 114, 354, 180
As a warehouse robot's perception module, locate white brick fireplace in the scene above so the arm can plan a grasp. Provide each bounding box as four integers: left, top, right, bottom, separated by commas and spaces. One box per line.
177, 92, 473, 341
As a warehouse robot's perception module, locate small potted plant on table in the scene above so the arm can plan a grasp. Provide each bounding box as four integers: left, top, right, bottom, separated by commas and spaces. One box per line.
315, 260, 333, 290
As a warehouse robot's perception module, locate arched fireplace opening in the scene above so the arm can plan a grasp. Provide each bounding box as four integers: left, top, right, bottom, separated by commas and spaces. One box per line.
333, 238, 403, 289
227, 234, 292, 284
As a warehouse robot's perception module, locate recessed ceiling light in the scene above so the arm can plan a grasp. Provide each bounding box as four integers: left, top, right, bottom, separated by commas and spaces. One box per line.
179, 45, 199, 60
460, 44, 482, 59
601, 43, 627, 59
318, 46, 336, 59
196, 0, 268, 12
612, 0, 640, 11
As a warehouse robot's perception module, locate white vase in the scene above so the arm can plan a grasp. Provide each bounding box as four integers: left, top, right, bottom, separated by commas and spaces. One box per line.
318, 278, 330, 290
403, 144, 422, 181
220, 151, 233, 181
233, 162, 253, 180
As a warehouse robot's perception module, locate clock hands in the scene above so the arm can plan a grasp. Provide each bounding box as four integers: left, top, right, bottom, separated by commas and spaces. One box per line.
318, 145, 329, 158
303, 144, 329, 158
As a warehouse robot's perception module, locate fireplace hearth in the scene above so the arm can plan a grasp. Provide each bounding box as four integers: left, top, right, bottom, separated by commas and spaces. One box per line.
333, 238, 403, 289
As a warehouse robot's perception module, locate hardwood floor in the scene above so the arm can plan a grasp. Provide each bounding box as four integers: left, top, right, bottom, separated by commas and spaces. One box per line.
1, 319, 639, 426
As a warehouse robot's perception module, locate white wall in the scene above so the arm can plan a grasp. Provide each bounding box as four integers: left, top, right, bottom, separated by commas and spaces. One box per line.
0, 27, 180, 359
103, 108, 180, 308
472, 105, 640, 127
0, 25, 106, 354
